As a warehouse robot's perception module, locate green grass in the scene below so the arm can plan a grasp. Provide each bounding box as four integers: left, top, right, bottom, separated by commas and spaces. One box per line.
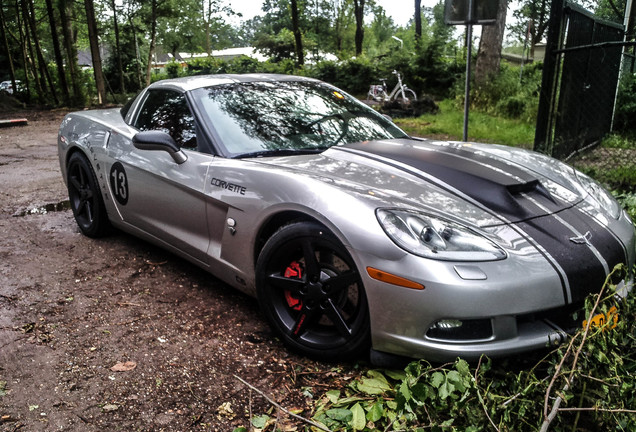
393, 102, 636, 219
600, 133, 636, 149
394, 99, 536, 148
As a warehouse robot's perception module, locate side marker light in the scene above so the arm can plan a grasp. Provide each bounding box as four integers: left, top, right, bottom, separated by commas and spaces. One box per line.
366, 267, 425, 290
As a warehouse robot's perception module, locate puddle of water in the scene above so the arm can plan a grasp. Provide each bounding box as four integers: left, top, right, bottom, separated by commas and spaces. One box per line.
14, 200, 71, 217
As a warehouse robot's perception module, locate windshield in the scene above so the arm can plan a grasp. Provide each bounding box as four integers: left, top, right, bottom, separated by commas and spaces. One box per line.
190, 80, 408, 158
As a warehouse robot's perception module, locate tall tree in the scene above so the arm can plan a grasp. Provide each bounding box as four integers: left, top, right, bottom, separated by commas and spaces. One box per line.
353, 0, 365, 55
333, 0, 349, 53
58, 0, 84, 106
510, 0, 550, 58
27, 0, 59, 103
144, 0, 182, 86
0, 0, 18, 93
14, 1, 32, 100
124, 4, 143, 90
145, 0, 158, 86
414, 0, 422, 44
475, 0, 508, 85
19, 0, 44, 102
110, 0, 125, 94
45, 0, 70, 105
84, 0, 107, 104
290, 0, 304, 65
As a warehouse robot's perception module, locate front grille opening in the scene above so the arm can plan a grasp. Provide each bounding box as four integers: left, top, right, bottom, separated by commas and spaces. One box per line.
517, 302, 585, 333
426, 318, 493, 341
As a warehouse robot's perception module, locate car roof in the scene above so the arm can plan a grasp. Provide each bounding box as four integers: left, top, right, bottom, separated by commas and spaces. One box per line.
147, 74, 320, 93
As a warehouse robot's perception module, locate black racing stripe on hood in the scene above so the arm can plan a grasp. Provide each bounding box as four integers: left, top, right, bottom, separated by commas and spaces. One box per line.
517, 207, 626, 303
340, 140, 627, 305
343, 140, 568, 222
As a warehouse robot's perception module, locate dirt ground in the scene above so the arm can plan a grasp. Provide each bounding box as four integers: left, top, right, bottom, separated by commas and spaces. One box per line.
0, 108, 358, 431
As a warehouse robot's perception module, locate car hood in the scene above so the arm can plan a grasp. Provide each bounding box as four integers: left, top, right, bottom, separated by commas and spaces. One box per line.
254, 138, 588, 227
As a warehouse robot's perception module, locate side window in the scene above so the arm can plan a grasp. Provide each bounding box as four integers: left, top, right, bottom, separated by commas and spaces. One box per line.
133, 89, 197, 149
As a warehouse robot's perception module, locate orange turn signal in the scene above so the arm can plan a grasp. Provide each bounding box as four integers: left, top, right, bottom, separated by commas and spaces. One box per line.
366, 267, 425, 290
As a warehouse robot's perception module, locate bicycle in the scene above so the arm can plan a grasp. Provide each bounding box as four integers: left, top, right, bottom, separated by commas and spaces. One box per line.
367, 70, 417, 103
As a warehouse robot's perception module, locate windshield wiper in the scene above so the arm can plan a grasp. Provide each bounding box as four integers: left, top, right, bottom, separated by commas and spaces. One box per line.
234, 147, 328, 159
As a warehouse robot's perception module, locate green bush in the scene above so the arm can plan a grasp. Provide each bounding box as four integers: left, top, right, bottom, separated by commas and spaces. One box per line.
225, 56, 261, 74
307, 266, 635, 431
309, 60, 341, 87
338, 57, 377, 95
165, 61, 182, 78
614, 191, 636, 220
306, 57, 377, 96
613, 72, 636, 134
467, 62, 542, 122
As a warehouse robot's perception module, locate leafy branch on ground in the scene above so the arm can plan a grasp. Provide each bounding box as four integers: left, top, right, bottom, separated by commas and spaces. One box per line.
240, 264, 635, 431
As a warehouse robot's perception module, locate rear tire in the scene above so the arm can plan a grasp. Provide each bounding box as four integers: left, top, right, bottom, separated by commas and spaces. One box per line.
256, 221, 370, 360
66, 152, 109, 237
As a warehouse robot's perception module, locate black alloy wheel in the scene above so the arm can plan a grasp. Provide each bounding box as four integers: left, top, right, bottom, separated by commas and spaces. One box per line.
66, 152, 109, 237
256, 221, 370, 360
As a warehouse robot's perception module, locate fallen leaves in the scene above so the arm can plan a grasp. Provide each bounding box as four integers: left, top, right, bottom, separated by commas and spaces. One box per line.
110, 361, 137, 372
102, 403, 119, 412
217, 401, 236, 420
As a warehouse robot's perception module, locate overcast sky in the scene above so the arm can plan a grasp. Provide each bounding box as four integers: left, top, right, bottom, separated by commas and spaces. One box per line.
227, 0, 440, 26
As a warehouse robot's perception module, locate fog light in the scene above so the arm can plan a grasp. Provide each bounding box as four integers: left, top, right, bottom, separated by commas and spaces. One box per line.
426, 318, 492, 341
435, 319, 463, 330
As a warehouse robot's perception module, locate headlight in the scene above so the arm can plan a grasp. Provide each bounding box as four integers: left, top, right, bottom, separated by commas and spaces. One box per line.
376, 209, 506, 261
575, 171, 621, 219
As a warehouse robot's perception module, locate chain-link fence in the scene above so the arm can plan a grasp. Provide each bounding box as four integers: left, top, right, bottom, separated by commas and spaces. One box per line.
534, 1, 624, 160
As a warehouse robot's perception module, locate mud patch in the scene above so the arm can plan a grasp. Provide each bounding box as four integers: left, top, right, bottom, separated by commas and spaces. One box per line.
13, 200, 71, 217
0, 110, 363, 431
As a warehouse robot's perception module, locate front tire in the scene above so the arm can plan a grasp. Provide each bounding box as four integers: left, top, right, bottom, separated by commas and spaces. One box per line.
397, 88, 417, 103
66, 152, 109, 237
256, 222, 370, 360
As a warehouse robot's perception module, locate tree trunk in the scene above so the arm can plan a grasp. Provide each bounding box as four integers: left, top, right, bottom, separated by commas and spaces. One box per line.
204, 0, 211, 55
84, 0, 107, 104
126, 10, 143, 90
13, 1, 30, 100
529, 0, 549, 58
353, 0, 365, 56
334, 0, 345, 52
475, 0, 507, 85
45, 0, 70, 105
110, 0, 125, 93
0, 0, 18, 93
290, 0, 303, 65
414, 0, 422, 44
26, 0, 59, 104
19, 0, 43, 102
58, 0, 83, 106
145, 0, 158, 87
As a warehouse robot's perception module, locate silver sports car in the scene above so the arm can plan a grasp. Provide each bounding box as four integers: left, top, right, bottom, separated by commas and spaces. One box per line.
58, 74, 635, 362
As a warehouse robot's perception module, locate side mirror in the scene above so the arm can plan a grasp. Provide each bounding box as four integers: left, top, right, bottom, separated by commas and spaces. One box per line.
132, 130, 187, 164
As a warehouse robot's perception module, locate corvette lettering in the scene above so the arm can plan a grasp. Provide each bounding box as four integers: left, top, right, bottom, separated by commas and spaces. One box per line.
211, 177, 246, 195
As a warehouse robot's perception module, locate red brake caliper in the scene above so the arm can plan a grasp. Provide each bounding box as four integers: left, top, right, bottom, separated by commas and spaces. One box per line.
284, 261, 303, 311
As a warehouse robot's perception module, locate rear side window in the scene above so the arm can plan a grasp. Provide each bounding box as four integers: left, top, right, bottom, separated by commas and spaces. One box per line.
120, 96, 135, 119
133, 89, 197, 149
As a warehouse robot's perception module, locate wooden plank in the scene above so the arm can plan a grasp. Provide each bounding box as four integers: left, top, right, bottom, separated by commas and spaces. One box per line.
0, 118, 28, 127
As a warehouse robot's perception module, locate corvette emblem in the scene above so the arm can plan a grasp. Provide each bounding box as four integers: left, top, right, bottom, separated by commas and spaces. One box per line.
570, 231, 592, 246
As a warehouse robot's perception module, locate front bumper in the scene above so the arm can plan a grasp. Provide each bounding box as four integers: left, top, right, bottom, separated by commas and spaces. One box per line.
359, 212, 635, 362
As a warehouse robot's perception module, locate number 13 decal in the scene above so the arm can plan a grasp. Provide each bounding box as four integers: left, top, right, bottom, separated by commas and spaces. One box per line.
110, 162, 129, 205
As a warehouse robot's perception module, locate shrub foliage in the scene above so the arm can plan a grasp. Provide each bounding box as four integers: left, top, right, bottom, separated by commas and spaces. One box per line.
308, 264, 635, 431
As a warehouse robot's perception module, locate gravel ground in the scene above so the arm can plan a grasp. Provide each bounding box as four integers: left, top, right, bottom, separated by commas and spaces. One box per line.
0, 107, 359, 431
